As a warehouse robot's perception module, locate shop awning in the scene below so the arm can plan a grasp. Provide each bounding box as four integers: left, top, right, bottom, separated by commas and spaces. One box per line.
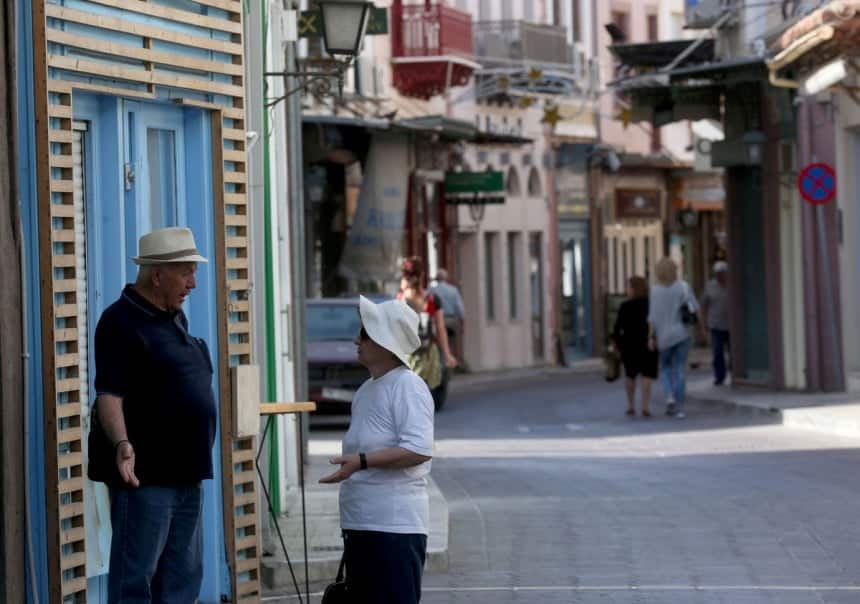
609, 39, 715, 69
767, 0, 860, 89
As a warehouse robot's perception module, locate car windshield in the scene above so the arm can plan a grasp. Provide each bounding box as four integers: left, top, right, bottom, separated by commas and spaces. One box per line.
307, 304, 361, 342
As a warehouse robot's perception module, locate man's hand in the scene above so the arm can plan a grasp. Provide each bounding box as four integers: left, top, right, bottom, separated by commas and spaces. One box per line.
116, 441, 140, 488
319, 454, 361, 484
444, 353, 458, 369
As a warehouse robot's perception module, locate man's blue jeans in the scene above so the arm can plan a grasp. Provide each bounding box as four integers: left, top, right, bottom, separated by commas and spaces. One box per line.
660, 338, 691, 406
711, 329, 730, 384
109, 484, 203, 604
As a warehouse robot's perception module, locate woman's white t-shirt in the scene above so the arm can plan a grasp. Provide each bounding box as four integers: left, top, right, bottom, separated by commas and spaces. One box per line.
339, 366, 434, 535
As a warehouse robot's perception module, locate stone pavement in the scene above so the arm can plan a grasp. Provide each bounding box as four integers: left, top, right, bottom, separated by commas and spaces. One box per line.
686, 372, 860, 438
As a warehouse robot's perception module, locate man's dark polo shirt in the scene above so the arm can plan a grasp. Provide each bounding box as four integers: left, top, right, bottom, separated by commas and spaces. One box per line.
94, 285, 217, 487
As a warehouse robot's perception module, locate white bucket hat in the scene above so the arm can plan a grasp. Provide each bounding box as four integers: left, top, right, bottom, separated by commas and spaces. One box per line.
713, 260, 728, 273
133, 227, 208, 265
359, 295, 421, 366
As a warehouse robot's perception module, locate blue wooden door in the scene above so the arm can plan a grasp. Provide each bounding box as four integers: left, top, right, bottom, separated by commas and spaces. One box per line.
77, 94, 228, 602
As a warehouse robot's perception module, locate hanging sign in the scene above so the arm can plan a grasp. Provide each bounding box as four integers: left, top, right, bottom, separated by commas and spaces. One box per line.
798, 163, 836, 205
444, 171, 506, 205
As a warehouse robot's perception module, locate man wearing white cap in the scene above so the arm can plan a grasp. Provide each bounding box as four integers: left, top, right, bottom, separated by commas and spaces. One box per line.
320, 296, 434, 604
89, 227, 216, 603
699, 261, 731, 385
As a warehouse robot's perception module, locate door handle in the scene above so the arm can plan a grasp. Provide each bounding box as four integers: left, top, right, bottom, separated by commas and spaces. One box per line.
124, 163, 136, 191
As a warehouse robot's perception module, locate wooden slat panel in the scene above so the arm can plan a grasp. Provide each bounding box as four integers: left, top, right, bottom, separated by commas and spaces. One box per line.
81, 0, 242, 34
57, 378, 79, 393
225, 193, 247, 206
232, 447, 255, 464
223, 171, 247, 184
225, 256, 247, 269
189, 0, 243, 14
229, 300, 250, 312
259, 402, 317, 415
225, 237, 248, 249
222, 128, 246, 141
50, 179, 74, 193
60, 552, 87, 572
227, 279, 250, 291
224, 214, 247, 227
48, 129, 74, 143
59, 502, 85, 521
223, 150, 246, 162
233, 470, 255, 486
221, 106, 246, 120
234, 491, 256, 507
235, 535, 258, 552
57, 403, 82, 420
227, 321, 250, 334
62, 576, 87, 595
52, 230, 76, 243
235, 514, 257, 529
51, 204, 75, 218
58, 477, 84, 495
55, 353, 78, 368
55, 304, 78, 318
45, 6, 244, 56
236, 580, 260, 597
48, 55, 245, 98
48, 104, 73, 118
236, 557, 259, 573
54, 328, 78, 342
57, 429, 83, 446
53, 253, 76, 267
58, 452, 83, 470
49, 78, 156, 101
47, 30, 245, 77
229, 343, 251, 356
53, 278, 77, 292
60, 528, 86, 546
50, 154, 74, 169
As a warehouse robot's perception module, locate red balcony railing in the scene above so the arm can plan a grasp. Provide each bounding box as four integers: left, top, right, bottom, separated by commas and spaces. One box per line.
392, 2, 474, 59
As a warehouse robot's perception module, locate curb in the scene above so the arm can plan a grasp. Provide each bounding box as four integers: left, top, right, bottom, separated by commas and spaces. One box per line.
261, 477, 449, 589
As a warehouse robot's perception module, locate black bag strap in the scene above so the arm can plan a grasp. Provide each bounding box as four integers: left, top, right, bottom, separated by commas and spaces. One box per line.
335, 551, 346, 583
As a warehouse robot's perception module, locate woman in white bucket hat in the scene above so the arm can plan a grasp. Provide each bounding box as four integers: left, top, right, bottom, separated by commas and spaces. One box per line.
320, 295, 435, 603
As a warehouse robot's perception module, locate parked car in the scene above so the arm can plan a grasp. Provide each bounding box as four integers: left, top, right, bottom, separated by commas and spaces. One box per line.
306, 297, 450, 413
307, 298, 367, 415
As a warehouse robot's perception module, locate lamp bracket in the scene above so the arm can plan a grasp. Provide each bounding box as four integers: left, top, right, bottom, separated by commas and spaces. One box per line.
264, 57, 354, 107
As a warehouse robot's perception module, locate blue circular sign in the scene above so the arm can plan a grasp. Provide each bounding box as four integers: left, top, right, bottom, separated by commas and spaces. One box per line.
798, 163, 836, 205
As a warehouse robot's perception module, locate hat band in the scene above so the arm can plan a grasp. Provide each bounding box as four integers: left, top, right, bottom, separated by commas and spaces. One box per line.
138, 247, 201, 261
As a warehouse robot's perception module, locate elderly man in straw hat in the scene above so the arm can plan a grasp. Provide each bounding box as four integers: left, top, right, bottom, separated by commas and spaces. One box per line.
320, 296, 434, 604
89, 227, 216, 603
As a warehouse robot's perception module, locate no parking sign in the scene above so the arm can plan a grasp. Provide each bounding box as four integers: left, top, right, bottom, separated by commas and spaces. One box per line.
797, 163, 836, 205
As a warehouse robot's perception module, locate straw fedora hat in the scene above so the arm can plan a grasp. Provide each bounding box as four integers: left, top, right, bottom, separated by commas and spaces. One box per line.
133, 227, 208, 265
359, 295, 421, 367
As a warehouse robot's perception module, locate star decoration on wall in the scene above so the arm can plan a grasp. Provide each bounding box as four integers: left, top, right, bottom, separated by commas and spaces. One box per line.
615, 107, 632, 128
519, 96, 534, 108
528, 68, 544, 82
542, 103, 561, 127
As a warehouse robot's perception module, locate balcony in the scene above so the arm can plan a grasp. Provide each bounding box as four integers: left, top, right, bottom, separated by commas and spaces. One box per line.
474, 20, 571, 66
391, 1, 480, 99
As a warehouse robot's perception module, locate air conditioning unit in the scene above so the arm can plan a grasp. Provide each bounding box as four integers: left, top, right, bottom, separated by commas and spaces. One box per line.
685, 0, 734, 29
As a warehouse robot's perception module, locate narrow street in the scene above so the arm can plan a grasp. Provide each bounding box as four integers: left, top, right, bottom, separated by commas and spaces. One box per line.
418, 367, 860, 604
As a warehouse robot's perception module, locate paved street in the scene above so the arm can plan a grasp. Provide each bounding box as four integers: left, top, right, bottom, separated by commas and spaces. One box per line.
421, 366, 860, 604
270, 364, 860, 603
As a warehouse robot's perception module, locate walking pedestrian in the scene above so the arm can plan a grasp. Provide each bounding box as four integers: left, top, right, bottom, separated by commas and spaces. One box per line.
320, 296, 434, 604
88, 227, 216, 603
430, 267, 465, 365
399, 257, 457, 410
699, 261, 730, 385
648, 257, 699, 419
611, 276, 658, 417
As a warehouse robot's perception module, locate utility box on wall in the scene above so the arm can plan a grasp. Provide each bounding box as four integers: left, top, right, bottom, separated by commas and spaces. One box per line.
685, 0, 735, 29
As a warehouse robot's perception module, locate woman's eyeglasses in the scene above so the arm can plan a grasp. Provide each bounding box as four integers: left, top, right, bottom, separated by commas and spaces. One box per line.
358, 327, 369, 341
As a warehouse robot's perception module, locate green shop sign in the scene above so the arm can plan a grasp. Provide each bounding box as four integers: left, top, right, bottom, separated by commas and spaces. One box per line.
299, 7, 388, 38
444, 171, 506, 205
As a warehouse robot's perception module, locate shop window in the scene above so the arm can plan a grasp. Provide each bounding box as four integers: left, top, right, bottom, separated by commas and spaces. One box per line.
527, 167, 542, 197
485, 232, 498, 321
506, 166, 521, 195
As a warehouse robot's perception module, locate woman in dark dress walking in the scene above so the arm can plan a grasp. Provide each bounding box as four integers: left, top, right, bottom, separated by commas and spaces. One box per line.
611, 276, 659, 417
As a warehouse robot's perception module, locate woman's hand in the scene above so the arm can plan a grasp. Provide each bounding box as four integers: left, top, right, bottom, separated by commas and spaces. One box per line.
319, 454, 361, 484
444, 352, 458, 369
648, 336, 656, 352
